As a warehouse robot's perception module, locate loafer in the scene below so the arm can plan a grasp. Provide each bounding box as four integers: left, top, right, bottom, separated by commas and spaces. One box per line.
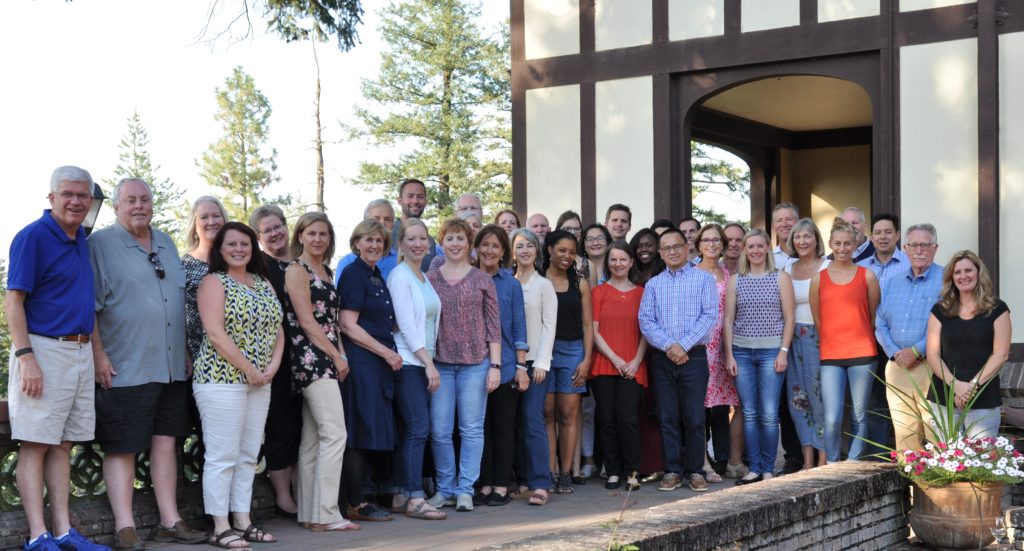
112, 527, 145, 551
153, 520, 208, 544
274, 506, 299, 520
626, 476, 641, 492
472, 491, 490, 506
486, 492, 511, 506
657, 473, 682, 491
688, 473, 709, 492
605, 476, 622, 490
735, 473, 764, 486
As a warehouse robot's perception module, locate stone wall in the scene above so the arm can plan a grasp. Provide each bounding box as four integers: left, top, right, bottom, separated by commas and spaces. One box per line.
502, 463, 909, 551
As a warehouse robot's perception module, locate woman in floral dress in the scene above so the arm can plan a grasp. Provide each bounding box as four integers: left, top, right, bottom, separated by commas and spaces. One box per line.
694, 224, 745, 481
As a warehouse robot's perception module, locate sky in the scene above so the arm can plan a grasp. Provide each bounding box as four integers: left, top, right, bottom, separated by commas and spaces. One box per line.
0, 0, 746, 263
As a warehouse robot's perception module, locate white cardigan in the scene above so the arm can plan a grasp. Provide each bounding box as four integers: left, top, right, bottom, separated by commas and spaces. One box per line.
519, 271, 557, 371
388, 262, 441, 367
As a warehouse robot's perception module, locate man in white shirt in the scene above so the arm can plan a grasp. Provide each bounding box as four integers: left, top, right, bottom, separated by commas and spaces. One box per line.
771, 203, 799, 269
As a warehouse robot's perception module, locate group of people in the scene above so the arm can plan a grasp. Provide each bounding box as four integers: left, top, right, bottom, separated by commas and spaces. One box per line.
6, 166, 1013, 551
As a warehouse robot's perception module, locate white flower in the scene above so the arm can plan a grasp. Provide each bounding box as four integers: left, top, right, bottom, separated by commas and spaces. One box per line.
995, 469, 1006, 476
1006, 445, 1015, 452
904, 466, 912, 473
928, 459, 939, 467
998, 458, 1009, 468
986, 463, 993, 469
996, 436, 1009, 448
955, 440, 966, 450
965, 448, 976, 457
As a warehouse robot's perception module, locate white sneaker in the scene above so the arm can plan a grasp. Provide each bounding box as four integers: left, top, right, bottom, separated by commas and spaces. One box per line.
455, 494, 474, 512
426, 493, 455, 508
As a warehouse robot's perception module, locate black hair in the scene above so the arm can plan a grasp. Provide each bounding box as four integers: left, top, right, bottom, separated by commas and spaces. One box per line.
650, 218, 675, 233
209, 221, 269, 280
542, 229, 581, 290
581, 223, 612, 259
871, 212, 900, 233
398, 178, 425, 196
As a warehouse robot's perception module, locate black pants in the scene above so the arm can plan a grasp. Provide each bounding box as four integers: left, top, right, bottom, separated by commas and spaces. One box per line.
706, 405, 731, 463
479, 383, 519, 488
590, 375, 644, 477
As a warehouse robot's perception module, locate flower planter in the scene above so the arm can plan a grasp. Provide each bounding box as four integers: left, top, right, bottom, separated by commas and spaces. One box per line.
910, 482, 1002, 550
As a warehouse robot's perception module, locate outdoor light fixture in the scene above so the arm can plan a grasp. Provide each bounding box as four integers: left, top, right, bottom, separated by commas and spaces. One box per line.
84, 181, 106, 236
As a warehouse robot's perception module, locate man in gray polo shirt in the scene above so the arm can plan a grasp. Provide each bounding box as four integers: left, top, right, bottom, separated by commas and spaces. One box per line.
89, 179, 206, 549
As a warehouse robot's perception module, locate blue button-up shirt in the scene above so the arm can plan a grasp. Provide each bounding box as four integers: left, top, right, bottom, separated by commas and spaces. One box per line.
858, 249, 908, 290
639, 264, 718, 353
492, 268, 529, 383
874, 263, 943, 359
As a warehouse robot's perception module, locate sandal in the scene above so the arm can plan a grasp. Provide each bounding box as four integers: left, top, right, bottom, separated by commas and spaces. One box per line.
234, 524, 276, 544
307, 519, 360, 532
703, 467, 723, 484
209, 529, 250, 549
405, 500, 447, 520
347, 502, 394, 522
528, 489, 549, 506
557, 472, 574, 494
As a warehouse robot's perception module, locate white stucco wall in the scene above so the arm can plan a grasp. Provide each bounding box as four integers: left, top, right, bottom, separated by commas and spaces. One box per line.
742, 0, 800, 32
999, 31, 1024, 333
595, 77, 653, 234
524, 0, 579, 59
900, 0, 974, 12
526, 85, 581, 219
818, 0, 880, 22
899, 37, 978, 261
669, 0, 724, 41
595, 0, 651, 51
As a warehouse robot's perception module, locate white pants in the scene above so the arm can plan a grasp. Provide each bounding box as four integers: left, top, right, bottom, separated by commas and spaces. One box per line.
194, 382, 271, 516
297, 378, 347, 524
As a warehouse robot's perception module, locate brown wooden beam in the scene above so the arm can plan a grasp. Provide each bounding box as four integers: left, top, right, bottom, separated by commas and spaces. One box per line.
725, 0, 741, 35
977, 0, 1000, 292
800, 0, 817, 25
653, 0, 669, 43
580, 82, 596, 225
510, 0, 527, 216
580, 0, 595, 54
653, 73, 676, 221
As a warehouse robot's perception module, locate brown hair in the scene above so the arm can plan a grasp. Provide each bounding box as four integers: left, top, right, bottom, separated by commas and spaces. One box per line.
473, 224, 511, 269
437, 218, 474, 246
694, 223, 725, 260
289, 211, 336, 262
938, 250, 997, 317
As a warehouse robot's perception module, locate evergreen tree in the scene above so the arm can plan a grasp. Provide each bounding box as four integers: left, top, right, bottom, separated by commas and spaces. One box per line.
349, 0, 510, 224
691, 141, 751, 225
0, 259, 10, 398
200, 0, 363, 51
105, 110, 186, 241
199, 66, 279, 221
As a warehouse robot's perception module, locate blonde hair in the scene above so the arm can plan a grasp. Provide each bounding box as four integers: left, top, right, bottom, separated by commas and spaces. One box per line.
289, 211, 336, 262
938, 250, 997, 317
186, 196, 228, 251
396, 218, 429, 264
738, 228, 775, 275
829, 216, 857, 242
787, 218, 826, 258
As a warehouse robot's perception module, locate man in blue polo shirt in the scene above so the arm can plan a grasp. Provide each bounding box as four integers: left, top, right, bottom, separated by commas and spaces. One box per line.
5, 166, 109, 551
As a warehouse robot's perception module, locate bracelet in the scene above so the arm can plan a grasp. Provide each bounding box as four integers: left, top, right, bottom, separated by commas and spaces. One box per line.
489, 364, 501, 371
14, 347, 34, 358
516, 363, 528, 371
780, 346, 789, 353
337, 354, 348, 362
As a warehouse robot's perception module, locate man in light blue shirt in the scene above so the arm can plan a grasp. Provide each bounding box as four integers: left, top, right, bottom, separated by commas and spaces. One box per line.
874, 223, 942, 451
858, 213, 909, 288
336, 198, 399, 285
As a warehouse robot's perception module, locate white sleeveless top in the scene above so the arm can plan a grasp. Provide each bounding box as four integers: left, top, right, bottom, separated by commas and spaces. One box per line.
784, 258, 830, 325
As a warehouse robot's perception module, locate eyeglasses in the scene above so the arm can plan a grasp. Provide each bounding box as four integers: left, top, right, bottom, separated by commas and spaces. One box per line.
584, 236, 606, 244
905, 242, 936, 250
260, 223, 286, 236
147, 252, 166, 279
57, 191, 92, 201
562, 226, 581, 235
700, 238, 722, 244
659, 244, 687, 253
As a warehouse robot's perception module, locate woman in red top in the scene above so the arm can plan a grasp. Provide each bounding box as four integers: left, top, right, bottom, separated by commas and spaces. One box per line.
590, 242, 648, 491
810, 218, 880, 463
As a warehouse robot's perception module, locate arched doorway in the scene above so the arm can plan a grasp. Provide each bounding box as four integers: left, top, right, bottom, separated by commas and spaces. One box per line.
692, 75, 874, 239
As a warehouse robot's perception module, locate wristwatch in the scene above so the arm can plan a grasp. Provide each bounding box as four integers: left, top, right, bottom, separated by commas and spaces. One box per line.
490, 363, 501, 371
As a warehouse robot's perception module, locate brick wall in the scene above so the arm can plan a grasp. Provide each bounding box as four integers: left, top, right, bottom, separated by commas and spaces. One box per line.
502, 463, 909, 551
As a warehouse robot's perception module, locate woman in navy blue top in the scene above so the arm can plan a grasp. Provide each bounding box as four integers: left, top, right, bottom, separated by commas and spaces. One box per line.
339, 219, 402, 522
475, 225, 529, 506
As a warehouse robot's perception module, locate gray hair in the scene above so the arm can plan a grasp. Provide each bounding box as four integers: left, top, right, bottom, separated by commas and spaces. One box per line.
772, 202, 799, 219
458, 210, 482, 223
905, 223, 938, 243
50, 166, 93, 193
510, 228, 543, 274
112, 178, 153, 205
841, 206, 866, 223
186, 195, 229, 251
249, 204, 286, 229
457, 192, 482, 205
363, 198, 395, 219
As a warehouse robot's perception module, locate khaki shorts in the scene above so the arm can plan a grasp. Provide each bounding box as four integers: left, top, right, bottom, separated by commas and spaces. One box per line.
8, 335, 96, 445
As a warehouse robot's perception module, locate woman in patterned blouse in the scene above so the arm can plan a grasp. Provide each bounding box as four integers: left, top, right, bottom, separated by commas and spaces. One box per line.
283, 212, 357, 532
194, 222, 284, 548
182, 196, 227, 362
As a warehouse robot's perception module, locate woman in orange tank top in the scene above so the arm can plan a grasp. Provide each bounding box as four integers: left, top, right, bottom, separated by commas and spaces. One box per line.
810, 218, 880, 463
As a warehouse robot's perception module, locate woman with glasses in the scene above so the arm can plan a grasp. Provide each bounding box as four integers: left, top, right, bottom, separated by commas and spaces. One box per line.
183, 196, 228, 363
193, 222, 284, 546
725, 229, 795, 485
810, 218, 880, 463
582, 224, 612, 288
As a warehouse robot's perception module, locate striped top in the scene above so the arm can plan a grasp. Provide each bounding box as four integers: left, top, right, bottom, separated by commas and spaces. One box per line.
732, 271, 784, 349
193, 273, 283, 384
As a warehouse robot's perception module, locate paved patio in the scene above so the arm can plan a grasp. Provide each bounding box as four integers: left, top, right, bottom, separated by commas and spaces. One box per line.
150, 476, 733, 550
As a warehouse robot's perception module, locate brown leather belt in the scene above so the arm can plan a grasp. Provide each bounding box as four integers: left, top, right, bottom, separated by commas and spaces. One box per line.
43, 334, 91, 344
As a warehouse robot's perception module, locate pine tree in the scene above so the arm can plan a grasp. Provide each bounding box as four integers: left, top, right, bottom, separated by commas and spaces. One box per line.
105, 110, 186, 242
349, 0, 510, 224
198, 66, 279, 221
0, 259, 10, 398
691, 142, 751, 225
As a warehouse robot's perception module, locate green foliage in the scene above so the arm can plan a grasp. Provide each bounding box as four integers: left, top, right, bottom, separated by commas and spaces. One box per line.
264, 0, 363, 51
691, 141, 751, 225
0, 259, 9, 398
105, 110, 187, 248
199, 66, 280, 221
349, 0, 511, 225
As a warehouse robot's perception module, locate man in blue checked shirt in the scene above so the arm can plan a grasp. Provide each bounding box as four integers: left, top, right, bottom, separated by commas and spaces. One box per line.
639, 228, 718, 493
874, 223, 943, 452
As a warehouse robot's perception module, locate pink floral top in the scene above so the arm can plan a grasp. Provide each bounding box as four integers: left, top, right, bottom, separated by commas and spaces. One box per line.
284, 259, 340, 393
427, 266, 501, 365
705, 264, 739, 407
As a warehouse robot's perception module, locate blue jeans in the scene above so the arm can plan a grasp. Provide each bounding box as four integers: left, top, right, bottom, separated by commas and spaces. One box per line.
394, 365, 430, 498
733, 346, 784, 475
429, 359, 489, 498
650, 348, 708, 477
820, 361, 877, 462
516, 363, 551, 490
787, 324, 824, 451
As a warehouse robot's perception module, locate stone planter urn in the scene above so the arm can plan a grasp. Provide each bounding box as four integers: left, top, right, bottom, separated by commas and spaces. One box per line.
910, 482, 1003, 550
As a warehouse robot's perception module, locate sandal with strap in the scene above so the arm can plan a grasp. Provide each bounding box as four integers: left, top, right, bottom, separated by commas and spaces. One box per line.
405, 500, 447, 520
703, 467, 723, 484
528, 489, 549, 506
235, 524, 277, 544
209, 530, 250, 549
348, 502, 394, 522
556, 472, 574, 494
